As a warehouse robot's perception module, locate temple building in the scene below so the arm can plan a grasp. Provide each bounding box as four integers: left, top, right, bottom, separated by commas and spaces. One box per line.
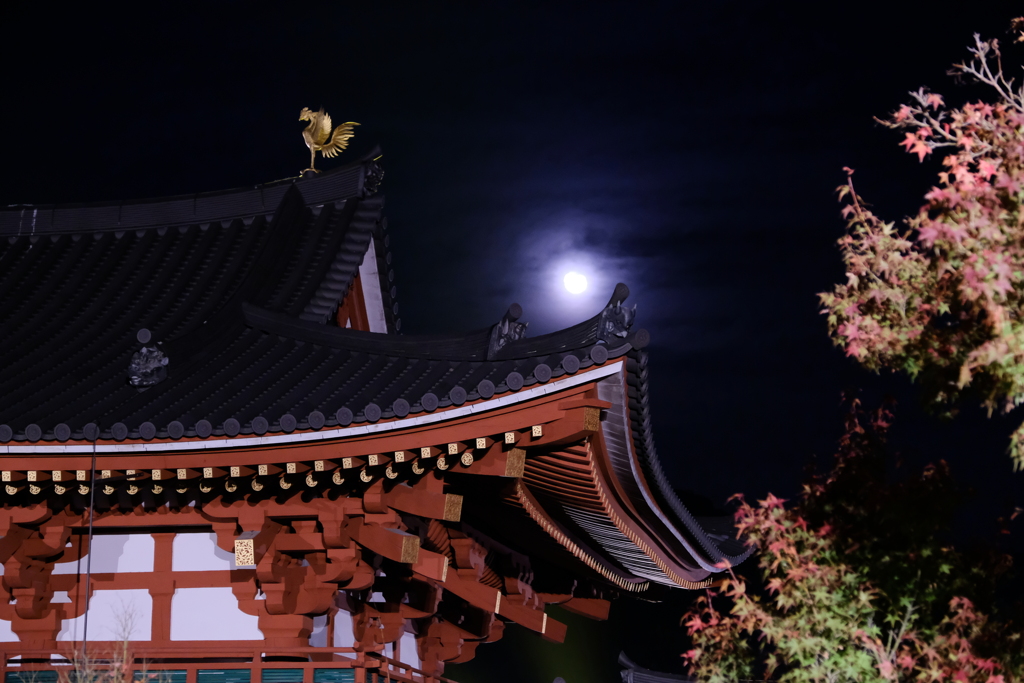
0, 150, 749, 683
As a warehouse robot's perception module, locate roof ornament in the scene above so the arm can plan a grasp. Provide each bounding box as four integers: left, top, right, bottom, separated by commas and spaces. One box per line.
363, 155, 384, 196
127, 328, 168, 388
597, 283, 636, 343
299, 107, 359, 175
487, 303, 528, 360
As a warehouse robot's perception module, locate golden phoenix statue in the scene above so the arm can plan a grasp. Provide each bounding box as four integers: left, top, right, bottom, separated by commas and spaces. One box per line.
299, 107, 359, 174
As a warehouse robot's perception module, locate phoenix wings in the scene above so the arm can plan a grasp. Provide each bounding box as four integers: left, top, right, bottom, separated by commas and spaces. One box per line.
299, 107, 359, 172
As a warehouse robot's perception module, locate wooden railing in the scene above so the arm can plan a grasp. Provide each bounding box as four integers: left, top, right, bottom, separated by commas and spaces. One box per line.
0, 645, 456, 683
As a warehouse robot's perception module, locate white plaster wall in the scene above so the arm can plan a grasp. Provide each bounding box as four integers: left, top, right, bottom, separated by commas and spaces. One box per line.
58, 589, 152, 641
0, 618, 18, 642
399, 630, 420, 671
309, 615, 328, 647
170, 587, 261, 640
53, 534, 154, 574
172, 532, 235, 571
332, 612, 355, 648
357, 239, 388, 333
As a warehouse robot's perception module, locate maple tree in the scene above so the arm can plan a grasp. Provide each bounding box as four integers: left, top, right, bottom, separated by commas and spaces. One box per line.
682, 25, 1024, 683
818, 26, 1024, 469
681, 399, 1022, 683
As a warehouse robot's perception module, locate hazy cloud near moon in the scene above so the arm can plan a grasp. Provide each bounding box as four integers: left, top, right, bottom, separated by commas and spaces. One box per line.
392, 145, 738, 349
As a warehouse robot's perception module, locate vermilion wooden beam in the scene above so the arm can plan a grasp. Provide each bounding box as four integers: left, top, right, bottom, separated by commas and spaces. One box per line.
560, 597, 611, 620
383, 483, 462, 521
0, 382, 609, 471
348, 517, 419, 564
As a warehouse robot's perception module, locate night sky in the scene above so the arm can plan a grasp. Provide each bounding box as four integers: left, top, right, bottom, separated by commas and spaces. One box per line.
2, 3, 1023, 682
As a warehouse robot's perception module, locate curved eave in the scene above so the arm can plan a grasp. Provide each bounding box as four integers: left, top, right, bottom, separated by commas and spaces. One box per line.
0, 362, 625, 456
598, 354, 753, 573
521, 438, 713, 589
509, 481, 650, 593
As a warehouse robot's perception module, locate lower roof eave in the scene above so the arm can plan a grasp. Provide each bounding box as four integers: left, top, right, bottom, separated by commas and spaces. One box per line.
0, 362, 624, 457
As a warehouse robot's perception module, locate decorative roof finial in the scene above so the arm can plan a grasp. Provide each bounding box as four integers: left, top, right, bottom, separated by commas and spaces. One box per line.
487, 304, 528, 360
299, 107, 359, 175
598, 283, 636, 343
128, 328, 168, 387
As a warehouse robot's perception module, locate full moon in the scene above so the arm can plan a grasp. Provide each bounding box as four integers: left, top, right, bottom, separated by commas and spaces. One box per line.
563, 271, 588, 294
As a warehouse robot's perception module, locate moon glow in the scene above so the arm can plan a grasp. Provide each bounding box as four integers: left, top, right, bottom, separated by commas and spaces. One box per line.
563, 271, 588, 294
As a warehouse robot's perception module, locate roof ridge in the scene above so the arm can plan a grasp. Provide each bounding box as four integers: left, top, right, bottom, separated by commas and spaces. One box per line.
243, 302, 494, 361
0, 152, 374, 237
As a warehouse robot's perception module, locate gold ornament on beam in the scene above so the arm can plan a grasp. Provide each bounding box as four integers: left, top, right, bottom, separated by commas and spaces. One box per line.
299, 107, 359, 174
234, 538, 255, 567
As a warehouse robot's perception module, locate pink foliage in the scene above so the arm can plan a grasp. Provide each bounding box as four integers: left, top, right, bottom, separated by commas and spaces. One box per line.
819, 31, 1024, 470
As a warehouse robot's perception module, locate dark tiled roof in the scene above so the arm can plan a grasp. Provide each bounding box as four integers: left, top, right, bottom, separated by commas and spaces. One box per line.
0, 153, 401, 441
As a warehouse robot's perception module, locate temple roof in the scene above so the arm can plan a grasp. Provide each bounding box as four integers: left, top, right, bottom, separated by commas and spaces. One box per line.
0, 153, 397, 442
0, 153, 653, 445
0, 152, 751, 589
